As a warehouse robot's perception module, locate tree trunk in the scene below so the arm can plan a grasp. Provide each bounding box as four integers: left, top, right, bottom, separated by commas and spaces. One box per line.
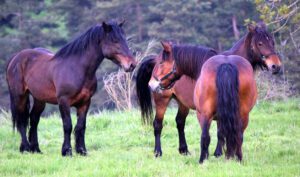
136, 2, 143, 42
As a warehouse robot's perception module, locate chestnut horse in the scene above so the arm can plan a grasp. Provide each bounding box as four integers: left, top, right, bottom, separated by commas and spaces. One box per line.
6, 20, 136, 156
146, 23, 282, 163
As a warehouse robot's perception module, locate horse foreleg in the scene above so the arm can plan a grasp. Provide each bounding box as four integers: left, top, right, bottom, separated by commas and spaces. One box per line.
153, 95, 171, 157
28, 99, 45, 153
74, 100, 90, 156
175, 103, 190, 155
58, 97, 73, 156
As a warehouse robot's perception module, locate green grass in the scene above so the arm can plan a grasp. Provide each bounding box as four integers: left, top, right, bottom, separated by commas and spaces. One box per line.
0, 99, 299, 177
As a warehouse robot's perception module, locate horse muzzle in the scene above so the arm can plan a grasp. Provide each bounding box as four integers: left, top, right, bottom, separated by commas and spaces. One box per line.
148, 79, 160, 92
270, 64, 281, 74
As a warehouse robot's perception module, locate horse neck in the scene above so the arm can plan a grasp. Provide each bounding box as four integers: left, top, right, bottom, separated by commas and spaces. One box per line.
222, 35, 250, 60
77, 47, 104, 78
175, 49, 212, 80
223, 33, 257, 67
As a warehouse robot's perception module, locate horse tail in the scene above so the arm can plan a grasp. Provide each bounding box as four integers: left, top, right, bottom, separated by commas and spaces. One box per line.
6, 53, 30, 131
136, 55, 156, 124
9, 92, 30, 131
216, 63, 241, 158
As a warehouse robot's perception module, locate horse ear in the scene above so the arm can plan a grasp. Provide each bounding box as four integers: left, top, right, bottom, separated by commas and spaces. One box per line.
247, 23, 256, 33
102, 22, 112, 33
119, 19, 125, 27
257, 21, 267, 30
161, 41, 172, 53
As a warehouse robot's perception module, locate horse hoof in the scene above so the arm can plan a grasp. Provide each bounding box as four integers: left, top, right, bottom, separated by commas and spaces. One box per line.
199, 159, 205, 164
20, 143, 31, 153
31, 148, 42, 154
213, 151, 222, 158
180, 151, 191, 156
154, 150, 162, 157
62, 148, 72, 156
30, 145, 42, 154
199, 152, 209, 163
179, 147, 190, 155
76, 147, 87, 156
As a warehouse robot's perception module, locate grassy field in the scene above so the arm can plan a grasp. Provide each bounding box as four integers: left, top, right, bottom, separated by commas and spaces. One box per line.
0, 100, 299, 177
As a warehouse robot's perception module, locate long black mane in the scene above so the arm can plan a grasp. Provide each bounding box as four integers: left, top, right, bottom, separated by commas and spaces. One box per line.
54, 21, 124, 58
163, 45, 217, 79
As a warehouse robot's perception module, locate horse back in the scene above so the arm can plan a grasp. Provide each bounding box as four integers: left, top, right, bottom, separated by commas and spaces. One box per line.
6, 49, 56, 100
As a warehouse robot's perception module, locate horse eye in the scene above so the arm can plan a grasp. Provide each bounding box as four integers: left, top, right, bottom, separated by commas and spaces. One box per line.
258, 42, 263, 46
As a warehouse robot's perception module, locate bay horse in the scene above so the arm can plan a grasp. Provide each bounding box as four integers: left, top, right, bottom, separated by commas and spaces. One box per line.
6, 20, 136, 156
145, 23, 282, 163
136, 46, 217, 157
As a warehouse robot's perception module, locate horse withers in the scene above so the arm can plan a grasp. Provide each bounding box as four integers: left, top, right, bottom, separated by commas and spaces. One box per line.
6, 20, 136, 156
149, 23, 281, 163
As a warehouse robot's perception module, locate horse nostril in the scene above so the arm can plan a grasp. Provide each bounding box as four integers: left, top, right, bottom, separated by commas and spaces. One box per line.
130, 64, 135, 70
272, 65, 276, 69
271, 65, 281, 74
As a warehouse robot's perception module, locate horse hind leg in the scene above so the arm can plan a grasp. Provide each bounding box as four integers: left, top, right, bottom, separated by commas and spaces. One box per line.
197, 112, 212, 164
236, 113, 249, 161
175, 103, 190, 155
214, 120, 225, 157
10, 92, 31, 153
28, 99, 45, 153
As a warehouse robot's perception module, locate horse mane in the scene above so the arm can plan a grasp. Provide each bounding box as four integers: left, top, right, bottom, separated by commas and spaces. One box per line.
163, 45, 217, 79
54, 21, 123, 58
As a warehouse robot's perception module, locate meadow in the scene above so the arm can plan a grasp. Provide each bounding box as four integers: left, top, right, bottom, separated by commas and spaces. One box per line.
0, 99, 299, 177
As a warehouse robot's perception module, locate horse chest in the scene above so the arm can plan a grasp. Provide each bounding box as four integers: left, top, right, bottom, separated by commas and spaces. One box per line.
71, 82, 97, 105
71, 87, 94, 105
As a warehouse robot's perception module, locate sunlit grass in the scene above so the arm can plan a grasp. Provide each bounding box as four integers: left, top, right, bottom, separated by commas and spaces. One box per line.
0, 99, 299, 177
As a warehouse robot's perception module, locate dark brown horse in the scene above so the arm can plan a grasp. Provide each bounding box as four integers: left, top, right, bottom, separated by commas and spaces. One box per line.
138, 22, 278, 161
6, 20, 136, 156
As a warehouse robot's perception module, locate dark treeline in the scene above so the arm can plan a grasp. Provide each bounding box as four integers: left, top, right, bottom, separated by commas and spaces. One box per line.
0, 0, 299, 112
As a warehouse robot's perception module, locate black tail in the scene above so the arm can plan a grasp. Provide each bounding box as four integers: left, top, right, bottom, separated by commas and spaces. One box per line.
6, 54, 30, 131
136, 56, 156, 125
9, 93, 30, 131
216, 63, 241, 158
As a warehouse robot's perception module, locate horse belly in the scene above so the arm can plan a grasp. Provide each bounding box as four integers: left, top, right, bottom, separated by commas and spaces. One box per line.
26, 79, 58, 104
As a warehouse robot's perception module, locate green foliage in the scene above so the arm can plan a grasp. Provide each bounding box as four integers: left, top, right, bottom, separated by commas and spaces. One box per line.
0, 99, 299, 176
